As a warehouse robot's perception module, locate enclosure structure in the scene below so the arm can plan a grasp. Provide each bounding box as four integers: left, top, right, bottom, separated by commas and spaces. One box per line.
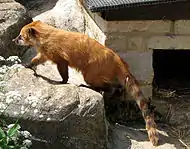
80, 0, 190, 98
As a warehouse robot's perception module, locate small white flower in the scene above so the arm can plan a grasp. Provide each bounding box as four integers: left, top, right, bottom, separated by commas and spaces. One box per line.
6, 56, 21, 63
7, 124, 21, 130
23, 139, 32, 147
0, 56, 5, 61
20, 131, 32, 138
0, 65, 8, 74
12, 136, 18, 142
7, 124, 15, 129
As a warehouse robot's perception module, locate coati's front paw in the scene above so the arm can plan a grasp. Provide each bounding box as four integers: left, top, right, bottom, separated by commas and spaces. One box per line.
147, 127, 159, 146
24, 63, 36, 71
24, 63, 34, 69
60, 79, 68, 84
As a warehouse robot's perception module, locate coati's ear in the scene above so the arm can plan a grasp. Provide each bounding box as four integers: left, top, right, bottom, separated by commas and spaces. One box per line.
28, 27, 39, 37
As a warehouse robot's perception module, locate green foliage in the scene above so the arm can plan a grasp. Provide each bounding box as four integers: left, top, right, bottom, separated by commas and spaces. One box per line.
0, 123, 32, 149
7, 124, 20, 137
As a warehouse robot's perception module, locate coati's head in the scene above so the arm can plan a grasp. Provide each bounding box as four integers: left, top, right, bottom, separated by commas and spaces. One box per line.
12, 21, 42, 46
12, 20, 53, 47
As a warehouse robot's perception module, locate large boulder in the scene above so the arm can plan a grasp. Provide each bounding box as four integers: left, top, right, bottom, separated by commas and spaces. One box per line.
27, 0, 85, 33
0, 0, 32, 58
0, 57, 107, 149
0, 0, 32, 57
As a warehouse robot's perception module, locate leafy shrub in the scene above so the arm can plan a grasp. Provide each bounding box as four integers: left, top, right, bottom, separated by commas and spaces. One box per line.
0, 123, 32, 149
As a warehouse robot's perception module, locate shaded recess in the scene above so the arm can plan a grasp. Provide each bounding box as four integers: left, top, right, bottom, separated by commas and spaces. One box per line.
153, 49, 190, 95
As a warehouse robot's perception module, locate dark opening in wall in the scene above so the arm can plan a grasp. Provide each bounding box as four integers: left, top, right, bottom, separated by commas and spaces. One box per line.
153, 49, 190, 95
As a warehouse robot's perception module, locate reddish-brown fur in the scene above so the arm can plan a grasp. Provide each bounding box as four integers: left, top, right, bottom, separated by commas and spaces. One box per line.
13, 21, 159, 145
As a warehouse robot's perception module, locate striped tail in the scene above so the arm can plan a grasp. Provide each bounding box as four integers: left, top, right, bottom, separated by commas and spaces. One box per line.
124, 72, 159, 146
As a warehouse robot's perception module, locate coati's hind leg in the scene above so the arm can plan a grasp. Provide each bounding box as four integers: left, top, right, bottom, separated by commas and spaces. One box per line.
124, 72, 159, 146
57, 59, 69, 84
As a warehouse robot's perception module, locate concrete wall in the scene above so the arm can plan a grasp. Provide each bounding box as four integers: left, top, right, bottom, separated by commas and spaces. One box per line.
106, 20, 190, 51
92, 18, 190, 98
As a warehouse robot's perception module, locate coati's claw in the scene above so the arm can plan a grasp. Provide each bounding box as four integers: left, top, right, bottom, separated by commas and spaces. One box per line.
24, 63, 36, 71
60, 80, 68, 84
24, 63, 33, 69
148, 127, 159, 146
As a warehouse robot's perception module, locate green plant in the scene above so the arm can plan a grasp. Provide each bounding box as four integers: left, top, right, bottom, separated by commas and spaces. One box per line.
0, 123, 32, 149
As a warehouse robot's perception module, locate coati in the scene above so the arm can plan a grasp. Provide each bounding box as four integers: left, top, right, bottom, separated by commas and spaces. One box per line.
13, 20, 159, 145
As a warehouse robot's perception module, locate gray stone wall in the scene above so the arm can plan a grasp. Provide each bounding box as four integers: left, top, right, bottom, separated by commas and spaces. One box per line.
106, 20, 190, 51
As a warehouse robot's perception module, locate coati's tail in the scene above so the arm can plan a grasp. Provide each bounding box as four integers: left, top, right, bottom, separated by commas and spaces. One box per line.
124, 72, 159, 146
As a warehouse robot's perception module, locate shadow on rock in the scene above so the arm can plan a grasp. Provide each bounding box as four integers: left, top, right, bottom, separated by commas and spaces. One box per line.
32, 72, 65, 85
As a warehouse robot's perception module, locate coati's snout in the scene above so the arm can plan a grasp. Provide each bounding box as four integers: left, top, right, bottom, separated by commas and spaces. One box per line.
12, 35, 26, 46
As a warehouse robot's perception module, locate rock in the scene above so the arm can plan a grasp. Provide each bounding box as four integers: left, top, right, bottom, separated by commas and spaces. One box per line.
0, 57, 107, 149
15, 0, 58, 18
21, 47, 37, 64
32, 0, 85, 33
108, 123, 186, 149
20, 53, 190, 148
152, 96, 190, 146
0, 0, 32, 58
